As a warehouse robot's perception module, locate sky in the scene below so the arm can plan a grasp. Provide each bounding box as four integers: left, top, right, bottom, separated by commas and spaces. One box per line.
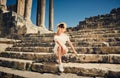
7, 0, 120, 31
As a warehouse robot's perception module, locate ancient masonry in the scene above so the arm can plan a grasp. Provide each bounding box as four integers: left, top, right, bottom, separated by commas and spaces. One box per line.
0, 0, 120, 78
0, 0, 7, 10
0, 0, 54, 37
0, 25, 120, 78
67, 8, 120, 31
17, 0, 54, 29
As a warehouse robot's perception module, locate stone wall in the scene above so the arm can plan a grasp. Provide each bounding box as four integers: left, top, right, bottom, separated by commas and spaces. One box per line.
0, 6, 27, 39
0, 8, 52, 39
67, 7, 120, 31
78, 8, 120, 29
0, 7, 3, 37
0, 0, 53, 38
0, 0, 7, 10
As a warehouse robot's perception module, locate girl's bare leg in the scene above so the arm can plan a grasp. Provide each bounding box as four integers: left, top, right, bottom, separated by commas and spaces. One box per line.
58, 46, 62, 64
61, 47, 66, 55
57, 46, 67, 72
57, 46, 67, 64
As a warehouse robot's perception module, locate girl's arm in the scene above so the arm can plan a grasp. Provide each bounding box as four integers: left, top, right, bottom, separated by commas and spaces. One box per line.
67, 40, 77, 54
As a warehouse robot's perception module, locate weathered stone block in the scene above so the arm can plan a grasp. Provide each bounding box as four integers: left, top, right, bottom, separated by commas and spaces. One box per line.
31, 63, 58, 74
109, 54, 120, 64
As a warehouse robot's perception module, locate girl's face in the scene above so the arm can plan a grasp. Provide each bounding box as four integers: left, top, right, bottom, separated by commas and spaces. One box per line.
57, 23, 67, 34
61, 27, 66, 33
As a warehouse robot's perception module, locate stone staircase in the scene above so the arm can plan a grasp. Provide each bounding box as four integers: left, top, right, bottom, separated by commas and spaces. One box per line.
0, 27, 120, 78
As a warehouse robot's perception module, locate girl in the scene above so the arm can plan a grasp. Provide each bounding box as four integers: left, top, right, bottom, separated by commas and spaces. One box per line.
53, 22, 77, 72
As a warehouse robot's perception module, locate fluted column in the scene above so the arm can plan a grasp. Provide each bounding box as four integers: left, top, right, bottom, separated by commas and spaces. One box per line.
0, 0, 7, 10
36, 0, 46, 28
24, 0, 32, 21
17, 0, 25, 16
49, 0, 54, 31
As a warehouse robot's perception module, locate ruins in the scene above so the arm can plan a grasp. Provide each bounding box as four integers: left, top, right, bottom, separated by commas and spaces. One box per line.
67, 8, 120, 31
0, 0, 54, 38
0, 0, 120, 78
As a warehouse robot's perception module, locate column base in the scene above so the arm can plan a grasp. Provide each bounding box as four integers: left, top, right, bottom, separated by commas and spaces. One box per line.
23, 22, 53, 34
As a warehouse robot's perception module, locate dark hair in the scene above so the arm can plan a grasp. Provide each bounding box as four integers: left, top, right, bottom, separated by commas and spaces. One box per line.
58, 24, 64, 28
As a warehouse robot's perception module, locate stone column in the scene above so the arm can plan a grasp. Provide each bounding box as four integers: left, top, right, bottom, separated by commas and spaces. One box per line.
49, 0, 54, 31
0, 0, 7, 10
24, 0, 32, 21
0, 9, 3, 35
17, 0, 25, 16
36, 0, 46, 28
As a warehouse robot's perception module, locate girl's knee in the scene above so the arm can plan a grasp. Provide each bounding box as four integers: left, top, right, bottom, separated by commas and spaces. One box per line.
61, 48, 67, 54
57, 46, 67, 54
58, 46, 62, 51
57, 46, 62, 55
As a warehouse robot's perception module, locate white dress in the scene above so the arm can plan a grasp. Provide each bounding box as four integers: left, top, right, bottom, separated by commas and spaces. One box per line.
53, 33, 70, 55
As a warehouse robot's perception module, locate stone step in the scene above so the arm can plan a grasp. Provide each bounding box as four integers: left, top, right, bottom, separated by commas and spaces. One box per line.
70, 37, 120, 42
70, 33, 120, 38
69, 29, 120, 35
13, 41, 120, 47
71, 41, 120, 47
0, 57, 32, 70
25, 33, 55, 37
76, 27, 120, 33
5, 47, 53, 53
30, 63, 120, 77
0, 52, 120, 64
20, 37, 120, 44
0, 57, 119, 77
27, 29, 118, 37
13, 42, 55, 47
0, 52, 55, 61
5, 46, 120, 54
25, 33, 120, 40
26, 27, 120, 37
0, 66, 93, 78
0, 38, 21, 44
72, 46, 120, 54
23, 37, 54, 42
71, 30, 120, 35
21, 37, 120, 43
